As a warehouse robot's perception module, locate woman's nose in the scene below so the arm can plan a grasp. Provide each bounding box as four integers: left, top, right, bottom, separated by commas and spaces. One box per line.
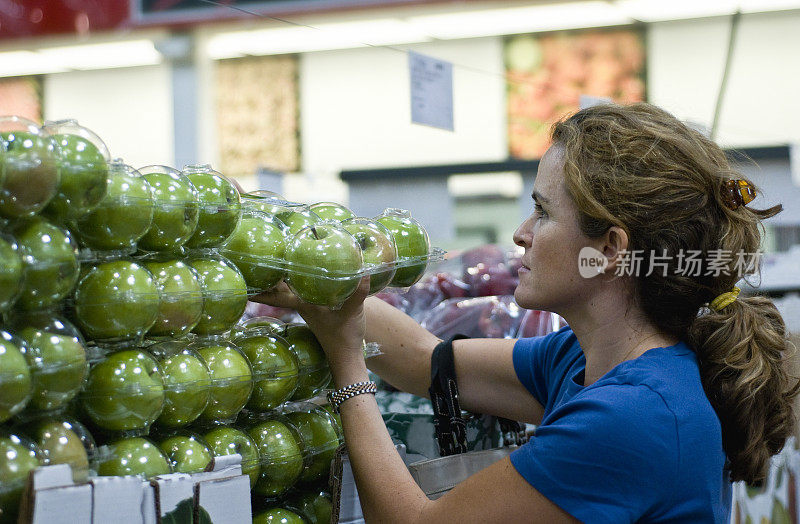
513, 218, 533, 248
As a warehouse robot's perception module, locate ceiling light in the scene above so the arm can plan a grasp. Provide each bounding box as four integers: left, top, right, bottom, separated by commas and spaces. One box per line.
0, 50, 68, 78
407, 2, 632, 40
207, 19, 430, 59
614, 0, 739, 22
38, 40, 162, 70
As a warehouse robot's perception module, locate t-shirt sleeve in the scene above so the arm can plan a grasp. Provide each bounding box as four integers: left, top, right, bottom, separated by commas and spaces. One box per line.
509, 384, 679, 524
513, 326, 572, 407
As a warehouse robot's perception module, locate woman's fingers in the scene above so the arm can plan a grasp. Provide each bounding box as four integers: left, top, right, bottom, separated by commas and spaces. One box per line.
249, 280, 301, 309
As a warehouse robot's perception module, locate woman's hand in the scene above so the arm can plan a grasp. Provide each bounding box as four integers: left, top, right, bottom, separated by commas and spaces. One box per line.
250, 277, 371, 368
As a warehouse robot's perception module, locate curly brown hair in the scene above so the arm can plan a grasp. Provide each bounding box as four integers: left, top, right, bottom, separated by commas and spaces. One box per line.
551, 102, 799, 484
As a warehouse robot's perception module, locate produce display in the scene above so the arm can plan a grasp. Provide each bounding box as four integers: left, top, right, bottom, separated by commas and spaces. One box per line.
0, 114, 439, 521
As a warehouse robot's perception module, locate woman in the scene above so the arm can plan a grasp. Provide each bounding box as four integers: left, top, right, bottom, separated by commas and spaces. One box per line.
255, 103, 798, 523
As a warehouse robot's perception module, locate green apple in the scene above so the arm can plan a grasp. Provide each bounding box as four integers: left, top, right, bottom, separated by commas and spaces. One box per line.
202, 426, 260, 487
195, 343, 253, 423
284, 491, 333, 524
247, 418, 304, 498
42, 122, 109, 222
81, 349, 165, 432
244, 195, 320, 236
73, 161, 154, 252
97, 436, 171, 478
143, 258, 204, 338
16, 321, 87, 412
232, 331, 299, 411
156, 433, 212, 474
284, 223, 363, 307
0, 123, 60, 218
10, 216, 80, 311
252, 508, 305, 524
220, 210, 286, 290
376, 209, 430, 287
283, 324, 331, 401
232, 317, 285, 339
0, 332, 32, 423
150, 344, 211, 428
183, 165, 241, 248
25, 417, 92, 482
138, 166, 200, 252
74, 260, 160, 342
0, 234, 23, 312
189, 256, 248, 336
309, 202, 355, 222
0, 432, 42, 524
285, 408, 341, 484
342, 218, 398, 295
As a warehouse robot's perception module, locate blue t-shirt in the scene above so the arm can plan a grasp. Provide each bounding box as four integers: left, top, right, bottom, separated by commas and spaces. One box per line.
510, 326, 731, 523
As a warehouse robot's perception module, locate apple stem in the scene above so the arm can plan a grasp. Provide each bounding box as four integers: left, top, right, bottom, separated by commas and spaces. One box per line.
311, 226, 320, 240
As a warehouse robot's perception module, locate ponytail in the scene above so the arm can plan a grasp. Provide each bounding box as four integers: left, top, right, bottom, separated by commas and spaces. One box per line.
689, 296, 800, 484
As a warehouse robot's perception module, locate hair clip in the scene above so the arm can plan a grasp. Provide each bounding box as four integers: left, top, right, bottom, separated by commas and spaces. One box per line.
721, 179, 755, 210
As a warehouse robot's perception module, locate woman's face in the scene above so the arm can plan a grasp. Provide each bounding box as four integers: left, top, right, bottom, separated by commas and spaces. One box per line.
513, 144, 595, 313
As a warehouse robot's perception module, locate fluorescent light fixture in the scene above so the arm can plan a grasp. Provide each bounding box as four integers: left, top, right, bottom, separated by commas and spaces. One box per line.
0, 40, 161, 78
738, 0, 800, 12
207, 19, 431, 59
407, 2, 632, 40
0, 50, 69, 78
614, 0, 739, 22
39, 40, 162, 70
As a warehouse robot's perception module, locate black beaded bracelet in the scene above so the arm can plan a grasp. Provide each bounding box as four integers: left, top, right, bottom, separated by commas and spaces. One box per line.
327, 381, 378, 412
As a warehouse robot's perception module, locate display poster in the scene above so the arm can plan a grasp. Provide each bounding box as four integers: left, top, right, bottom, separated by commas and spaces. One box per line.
215, 54, 300, 176
0, 77, 42, 122
505, 29, 646, 159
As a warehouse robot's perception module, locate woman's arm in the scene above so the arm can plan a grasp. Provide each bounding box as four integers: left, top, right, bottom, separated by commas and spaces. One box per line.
364, 296, 544, 424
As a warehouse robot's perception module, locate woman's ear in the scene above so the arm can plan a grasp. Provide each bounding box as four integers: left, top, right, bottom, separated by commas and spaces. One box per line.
601, 226, 630, 275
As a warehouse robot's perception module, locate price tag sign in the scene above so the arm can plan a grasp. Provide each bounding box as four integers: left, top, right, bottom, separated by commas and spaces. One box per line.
408, 51, 454, 131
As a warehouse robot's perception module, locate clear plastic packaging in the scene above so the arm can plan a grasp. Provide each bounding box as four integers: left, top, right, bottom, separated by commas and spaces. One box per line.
375, 208, 431, 288
154, 430, 213, 474
282, 490, 333, 524
8, 312, 88, 412
21, 415, 96, 482
234, 315, 287, 337
182, 164, 241, 249
148, 340, 211, 429
137, 165, 200, 252
308, 201, 355, 222
140, 255, 204, 338
71, 160, 154, 253
73, 258, 160, 343
244, 412, 305, 499
80, 347, 165, 435
41, 119, 110, 223
186, 253, 249, 336
0, 330, 32, 423
0, 115, 60, 218
219, 209, 288, 290
231, 327, 300, 412
9, 216, 80, 311
517, 309, 567, 338
341, 217, 397, 295
96, 436, 172, 478
187, 338, 253, 424
202, 424, 261, 488
243, 191, 321, 236
280, 323, 331, 401
0, 430, 43, 524
420, 296, 524, 339
282, 402, 343, 485
284, 221, 364, 308
0, 231, 24, 313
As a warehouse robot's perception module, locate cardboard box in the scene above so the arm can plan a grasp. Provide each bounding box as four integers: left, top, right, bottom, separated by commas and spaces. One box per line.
18, 464, 92, 524
151, 473, 195, 523
91, 475, 148, 524
191, 454, 252, 523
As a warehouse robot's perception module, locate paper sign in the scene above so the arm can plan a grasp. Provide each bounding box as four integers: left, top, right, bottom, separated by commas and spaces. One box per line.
408, 51, 454, 131
579, 94, 612, 109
